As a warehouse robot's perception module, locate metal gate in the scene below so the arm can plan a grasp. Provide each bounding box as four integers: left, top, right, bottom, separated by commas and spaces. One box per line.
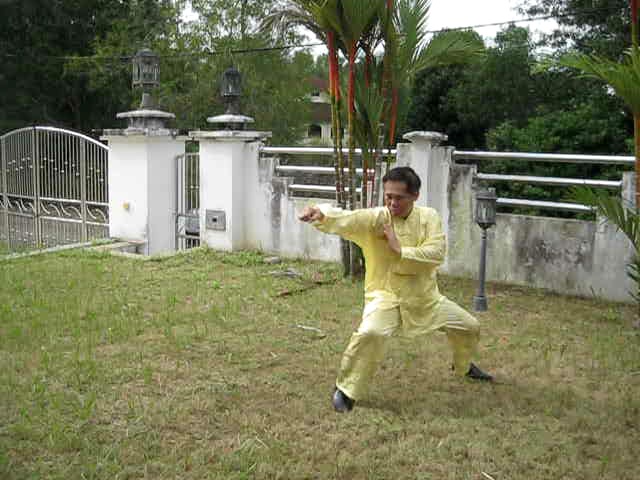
176, 152, 200, 250
0, 126, 109, 252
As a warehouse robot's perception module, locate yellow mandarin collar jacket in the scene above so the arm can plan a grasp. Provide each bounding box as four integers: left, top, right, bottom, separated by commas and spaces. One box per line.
314, 204, 447, 337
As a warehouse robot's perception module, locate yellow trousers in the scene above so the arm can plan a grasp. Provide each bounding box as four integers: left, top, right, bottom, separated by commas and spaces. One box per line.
336, 298, 480, 401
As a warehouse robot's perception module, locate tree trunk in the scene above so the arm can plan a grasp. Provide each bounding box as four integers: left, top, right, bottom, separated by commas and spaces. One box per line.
347, 44, 363, 278
347, 44, 357, 212
328, 31, 344, 209
635, 115, 640, 210
389, 87, 399, 146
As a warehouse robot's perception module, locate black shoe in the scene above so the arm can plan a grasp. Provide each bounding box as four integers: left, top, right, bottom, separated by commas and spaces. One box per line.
332, 388, 354, 413
466, 362, 493, 381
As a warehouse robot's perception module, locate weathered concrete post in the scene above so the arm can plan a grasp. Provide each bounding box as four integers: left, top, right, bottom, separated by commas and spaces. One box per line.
102, 116, 184, 255
396, 131, 455, 267
188, 130, 271, 251
190, 65, 271, 251
397, 131, 453, 211
102, 49, 185, 255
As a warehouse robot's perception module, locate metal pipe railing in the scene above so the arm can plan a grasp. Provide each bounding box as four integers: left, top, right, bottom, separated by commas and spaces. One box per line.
276, 165, 375, 176
289, 184, 362, 194
262, 146, 396, 156
476, 173, 622, 189
497, 198, 592, 213
454, 150, 634, 166
262, 145, 624, 213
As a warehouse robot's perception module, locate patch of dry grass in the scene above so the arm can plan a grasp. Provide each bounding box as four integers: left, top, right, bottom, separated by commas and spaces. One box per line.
1, 247, 639, 479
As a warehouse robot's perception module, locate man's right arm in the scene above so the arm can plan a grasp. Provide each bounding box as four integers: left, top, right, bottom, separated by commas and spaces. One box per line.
298, 204, 375, 243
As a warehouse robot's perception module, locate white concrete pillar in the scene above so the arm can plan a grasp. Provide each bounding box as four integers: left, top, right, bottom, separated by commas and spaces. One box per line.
189, 130, 270, 251
397, 131, 454, 231
102, 132, 185, 255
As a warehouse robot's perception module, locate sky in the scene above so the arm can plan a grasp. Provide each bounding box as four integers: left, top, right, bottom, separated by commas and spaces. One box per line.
428, 0, 557, 41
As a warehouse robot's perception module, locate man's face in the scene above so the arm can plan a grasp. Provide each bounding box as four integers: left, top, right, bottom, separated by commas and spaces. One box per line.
384, 180, 418, 218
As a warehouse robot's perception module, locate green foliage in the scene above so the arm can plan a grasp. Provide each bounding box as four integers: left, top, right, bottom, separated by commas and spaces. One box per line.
570, 186, 639, 244
406, 26, 534, 149
561, 47, 640, 115
1, 0, 315, 143
486, 103, 630, 154
522, 0, 631, 57
0, 0, 177, 132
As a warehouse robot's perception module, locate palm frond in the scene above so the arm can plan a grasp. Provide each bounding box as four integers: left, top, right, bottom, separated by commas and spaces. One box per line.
259, 5, 325, 41
414, 29, 485, 74
394, 0, 430, 71
627, 257, 640, 303
568, 186, 640, 248
560, 48, 640, 115
354, 65, 386, 149
336, 0, 382, 44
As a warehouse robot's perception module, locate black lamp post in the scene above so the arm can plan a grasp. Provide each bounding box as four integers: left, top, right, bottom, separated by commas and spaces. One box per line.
472, 187, 497, 312
132, 48, 160, 109
221, 66, 242, 115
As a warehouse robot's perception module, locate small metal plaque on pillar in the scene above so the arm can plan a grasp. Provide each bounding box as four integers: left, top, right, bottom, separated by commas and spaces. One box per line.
205, 210, 226, 231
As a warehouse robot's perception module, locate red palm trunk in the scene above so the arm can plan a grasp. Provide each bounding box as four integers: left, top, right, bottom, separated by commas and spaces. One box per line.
328, 30, 345, 208
633, 0, 639, 47
347, 42, 357, 211
389, 87, 399, 145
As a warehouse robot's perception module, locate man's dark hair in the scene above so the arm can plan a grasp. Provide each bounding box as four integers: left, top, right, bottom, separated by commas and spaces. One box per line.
382, 166, 421, 194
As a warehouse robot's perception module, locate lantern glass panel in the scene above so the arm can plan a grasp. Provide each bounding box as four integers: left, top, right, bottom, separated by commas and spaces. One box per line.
222, 68, 242, 97
475, 188, 497, 228
132, 49, 160, 88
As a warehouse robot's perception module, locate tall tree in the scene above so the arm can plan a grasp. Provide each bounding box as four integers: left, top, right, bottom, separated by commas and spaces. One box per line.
523, 0, 631, 57
266, 0, 484, 277
0, 0, 177, 133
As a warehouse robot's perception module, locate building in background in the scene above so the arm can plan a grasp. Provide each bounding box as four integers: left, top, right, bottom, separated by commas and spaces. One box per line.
303, 77, 332, 145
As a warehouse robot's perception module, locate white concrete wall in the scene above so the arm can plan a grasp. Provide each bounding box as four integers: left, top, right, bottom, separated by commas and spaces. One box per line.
243, 154, 341, 262
443, 163, 635, 302
242, 133, 635, 303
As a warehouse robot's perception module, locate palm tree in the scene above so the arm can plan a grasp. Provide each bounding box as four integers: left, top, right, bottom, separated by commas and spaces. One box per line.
385, 0, 485, 145
261, 1, 352, 274
561, 1, 640, 310
329, 0, 382, 213
561, 47, 640, 207
265, 0, 484, 277
261, 1, 347, 209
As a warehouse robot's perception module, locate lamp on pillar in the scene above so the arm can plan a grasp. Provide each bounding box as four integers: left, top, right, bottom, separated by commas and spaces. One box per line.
472, 187, 497, 312
114, 47, 174, 131
207, 65, 254, 130
132, 48, 160, 109
221, 66, 242, 115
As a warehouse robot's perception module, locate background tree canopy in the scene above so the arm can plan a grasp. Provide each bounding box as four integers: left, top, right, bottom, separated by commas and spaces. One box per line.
0, 0, 314, 143
0, 0, 635, 154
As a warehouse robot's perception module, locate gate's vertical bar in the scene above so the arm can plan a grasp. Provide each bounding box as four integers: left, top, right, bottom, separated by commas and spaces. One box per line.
80, 140, 87, 242
1, 135, 8, 249
175, 154, 181, 251
31, 127, 41, 248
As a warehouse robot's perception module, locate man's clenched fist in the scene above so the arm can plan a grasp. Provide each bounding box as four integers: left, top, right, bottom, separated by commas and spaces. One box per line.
299, 206, 325, 223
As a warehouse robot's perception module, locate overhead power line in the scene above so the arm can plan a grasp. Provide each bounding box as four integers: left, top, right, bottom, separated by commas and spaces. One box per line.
0, 5, 625, 63
425, 5, 621, 34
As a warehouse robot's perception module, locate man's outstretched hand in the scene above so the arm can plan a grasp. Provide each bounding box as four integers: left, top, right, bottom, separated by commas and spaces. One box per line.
299, 206, 325, 223
383, 223, 401, 254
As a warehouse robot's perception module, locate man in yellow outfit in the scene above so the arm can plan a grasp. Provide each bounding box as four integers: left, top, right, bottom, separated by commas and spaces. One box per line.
299, 166, 492, 413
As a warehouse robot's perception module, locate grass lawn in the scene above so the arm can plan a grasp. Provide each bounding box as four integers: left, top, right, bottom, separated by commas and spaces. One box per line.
1, 247, 639, 479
